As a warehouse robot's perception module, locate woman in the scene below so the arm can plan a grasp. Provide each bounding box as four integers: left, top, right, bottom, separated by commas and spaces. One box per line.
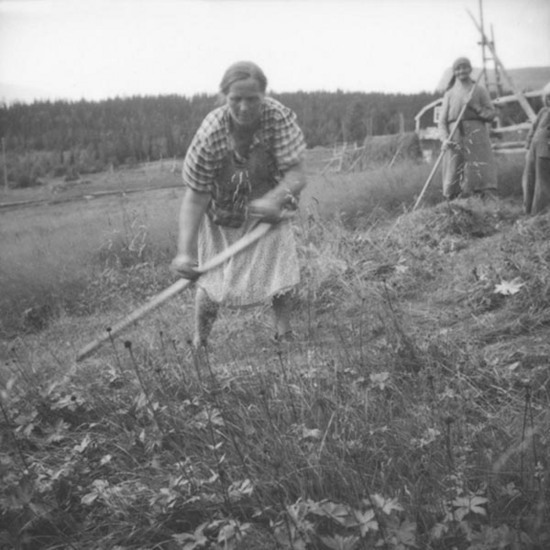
438, 57, 497, 200
171, 61, 307, 348
522, 82, 550, 215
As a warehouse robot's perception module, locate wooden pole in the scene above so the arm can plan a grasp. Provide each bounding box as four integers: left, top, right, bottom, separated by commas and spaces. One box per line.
337, 142, 347, 172
467, 9, 536, 122
76, 222, 273, 361
478, 0, 490, 92
491, 25, 504, 97
2, 138, 8, 191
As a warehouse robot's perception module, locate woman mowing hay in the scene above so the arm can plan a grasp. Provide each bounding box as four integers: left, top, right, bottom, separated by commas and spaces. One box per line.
438, 57, 497, 200
522, 82, 550, 215
171, 61, 307, 348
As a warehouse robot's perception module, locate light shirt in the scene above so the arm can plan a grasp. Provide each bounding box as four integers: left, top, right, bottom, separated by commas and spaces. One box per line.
438, 81, 496, 140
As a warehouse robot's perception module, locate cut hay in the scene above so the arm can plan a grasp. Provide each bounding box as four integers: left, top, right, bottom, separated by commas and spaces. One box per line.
322, 132, 423, 173
362, 132, 423, 166
390, 201, 498, 250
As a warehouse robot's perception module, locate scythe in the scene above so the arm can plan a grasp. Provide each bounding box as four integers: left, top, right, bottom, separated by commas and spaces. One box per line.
76, 221, 273, 362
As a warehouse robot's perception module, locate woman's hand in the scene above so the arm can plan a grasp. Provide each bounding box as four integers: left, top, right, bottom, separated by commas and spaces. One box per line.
442, 139, 459, 152
170, 254, 200, 280
248, 197, 284, 224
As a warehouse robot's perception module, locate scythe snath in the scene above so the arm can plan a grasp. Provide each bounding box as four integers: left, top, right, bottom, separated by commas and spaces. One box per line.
76, 221, 273, 362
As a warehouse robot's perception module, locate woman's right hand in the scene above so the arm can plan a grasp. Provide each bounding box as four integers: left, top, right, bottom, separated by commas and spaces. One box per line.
170, 254, 200, 280
248, 197, 284, 224
442, 139, 458, 152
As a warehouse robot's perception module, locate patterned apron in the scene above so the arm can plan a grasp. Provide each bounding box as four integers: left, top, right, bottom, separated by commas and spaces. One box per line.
197, 135, 300, 307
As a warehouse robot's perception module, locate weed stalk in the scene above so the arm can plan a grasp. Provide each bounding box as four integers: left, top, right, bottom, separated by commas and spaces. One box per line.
205, 405, 231, 510
170, 337, 187, 383
521, 383, 540, 490
275, 350, 299, 424
0, 398, 29, 470
444, 415, 455, 472
107, 327, 125, 378
124, 341, 165, 436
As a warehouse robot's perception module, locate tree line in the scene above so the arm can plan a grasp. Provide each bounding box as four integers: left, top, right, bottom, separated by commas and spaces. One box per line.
0, 90, 439, 188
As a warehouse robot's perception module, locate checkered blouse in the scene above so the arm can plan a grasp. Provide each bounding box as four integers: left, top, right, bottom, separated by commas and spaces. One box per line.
183, 97, 306, 193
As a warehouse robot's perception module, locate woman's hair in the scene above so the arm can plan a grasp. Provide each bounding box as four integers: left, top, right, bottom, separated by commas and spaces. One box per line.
452, 57, 472, 71
219, 61, 268, 95
446, 56, 473, 90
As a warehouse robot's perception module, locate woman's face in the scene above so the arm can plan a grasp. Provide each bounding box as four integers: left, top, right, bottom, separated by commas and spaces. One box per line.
226, 77, 264, 128
454, 63, 472, 82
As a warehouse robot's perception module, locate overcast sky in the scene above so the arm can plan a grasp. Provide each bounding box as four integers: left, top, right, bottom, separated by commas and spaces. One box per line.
1, 0, 549, 103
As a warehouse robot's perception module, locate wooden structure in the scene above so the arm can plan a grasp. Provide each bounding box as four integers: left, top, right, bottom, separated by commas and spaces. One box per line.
415, 1, 547, 159
414, 98, 443, 163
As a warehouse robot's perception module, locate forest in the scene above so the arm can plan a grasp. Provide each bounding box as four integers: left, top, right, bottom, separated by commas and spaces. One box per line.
0, 90, 439, 187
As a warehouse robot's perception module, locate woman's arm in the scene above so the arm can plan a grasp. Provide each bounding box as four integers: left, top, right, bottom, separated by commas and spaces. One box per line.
438, 93, 451, 141
525, 109, 544, 150
470, 86, 496, 122
249, 160, 307, 222
249, 100, 307, 221
275, 160, 307, 198
171, 187, 211, 278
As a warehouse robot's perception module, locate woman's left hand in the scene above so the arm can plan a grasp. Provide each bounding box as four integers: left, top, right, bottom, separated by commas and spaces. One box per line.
248, 197, 284, 224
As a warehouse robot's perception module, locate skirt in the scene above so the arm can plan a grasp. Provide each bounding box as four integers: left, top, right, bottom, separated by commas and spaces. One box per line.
442, 120, 497, 198
197, 217, 300, 307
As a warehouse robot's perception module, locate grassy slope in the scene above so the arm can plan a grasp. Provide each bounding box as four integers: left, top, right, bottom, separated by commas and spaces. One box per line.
1, 153, 549, 549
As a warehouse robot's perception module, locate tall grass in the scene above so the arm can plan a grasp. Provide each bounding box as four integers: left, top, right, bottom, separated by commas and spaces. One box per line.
0, 188, 181, 336
302, 153, 524, 229
1, 153, 548, 549
0, 154, 524, 336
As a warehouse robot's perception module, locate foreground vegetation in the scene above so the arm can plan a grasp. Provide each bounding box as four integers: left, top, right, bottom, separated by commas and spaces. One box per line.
1, 153, 548, 549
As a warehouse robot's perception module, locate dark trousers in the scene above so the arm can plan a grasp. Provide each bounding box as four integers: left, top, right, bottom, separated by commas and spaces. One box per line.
523, 150, 550, 214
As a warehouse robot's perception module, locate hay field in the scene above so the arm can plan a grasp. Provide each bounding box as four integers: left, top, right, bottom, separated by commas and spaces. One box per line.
2, 152, 549, 550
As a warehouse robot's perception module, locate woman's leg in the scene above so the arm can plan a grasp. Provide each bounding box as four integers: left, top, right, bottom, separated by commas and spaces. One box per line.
522, 150, 536, 214
531, 155, 550, 214
194, 287, 219, 348
442, 147, 463, 200
463, 122, 497, 194
272, 291, 293, 339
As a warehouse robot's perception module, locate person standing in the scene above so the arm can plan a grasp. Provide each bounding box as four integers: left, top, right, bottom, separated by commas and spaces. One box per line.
438, 57, 498, 200
522, 82, 550, 215
171, 61, 307, 348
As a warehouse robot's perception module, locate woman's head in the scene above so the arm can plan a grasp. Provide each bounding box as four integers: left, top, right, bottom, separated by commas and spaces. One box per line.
447, 57, 473, 89
452, 57, 472, 80
452, 57, 472, 72
220, 61, 267, 128
220, 61, 268, 95
544, 81, 550, 106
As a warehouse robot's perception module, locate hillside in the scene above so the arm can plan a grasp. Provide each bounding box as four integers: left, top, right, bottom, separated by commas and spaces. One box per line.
0, 81, 54, 105
1, 155, 549, 549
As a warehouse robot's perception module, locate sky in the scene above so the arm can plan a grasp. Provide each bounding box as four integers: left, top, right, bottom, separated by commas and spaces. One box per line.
0, 0, 549, 103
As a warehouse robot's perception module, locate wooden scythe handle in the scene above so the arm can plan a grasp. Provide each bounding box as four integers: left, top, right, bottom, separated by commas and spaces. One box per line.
76, 222, 273, 362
